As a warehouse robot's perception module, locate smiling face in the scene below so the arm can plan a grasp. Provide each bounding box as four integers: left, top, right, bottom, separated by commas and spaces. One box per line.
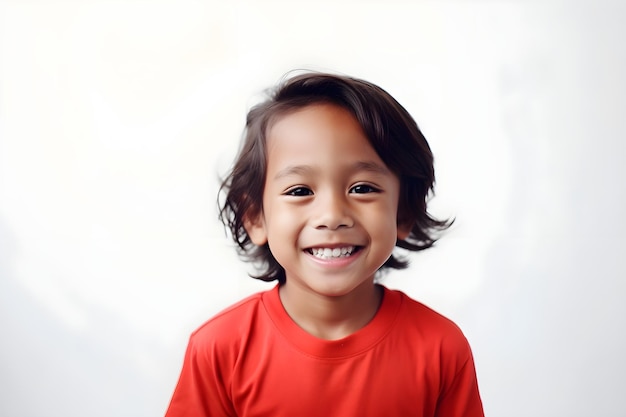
246, 103, 409, 299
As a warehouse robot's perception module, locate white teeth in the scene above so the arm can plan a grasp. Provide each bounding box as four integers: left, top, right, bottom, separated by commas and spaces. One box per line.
310, 246, 355, 259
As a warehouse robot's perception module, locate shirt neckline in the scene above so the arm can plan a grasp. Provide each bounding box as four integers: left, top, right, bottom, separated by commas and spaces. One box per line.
262, 284, 403, 359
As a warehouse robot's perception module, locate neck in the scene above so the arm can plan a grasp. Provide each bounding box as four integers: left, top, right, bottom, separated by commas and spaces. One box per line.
278, 280, 383, 340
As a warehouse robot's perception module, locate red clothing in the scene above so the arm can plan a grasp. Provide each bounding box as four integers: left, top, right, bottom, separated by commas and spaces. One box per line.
165, 285, 484, 417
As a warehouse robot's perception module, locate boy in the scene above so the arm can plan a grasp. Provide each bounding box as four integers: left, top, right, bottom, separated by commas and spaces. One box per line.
165, 72, 484, 416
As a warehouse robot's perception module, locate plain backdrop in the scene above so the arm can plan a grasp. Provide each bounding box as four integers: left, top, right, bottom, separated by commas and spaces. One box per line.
1, 1, 625, 416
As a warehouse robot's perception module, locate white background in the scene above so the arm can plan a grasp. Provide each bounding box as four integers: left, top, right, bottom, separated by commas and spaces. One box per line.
1, 1, 625, 416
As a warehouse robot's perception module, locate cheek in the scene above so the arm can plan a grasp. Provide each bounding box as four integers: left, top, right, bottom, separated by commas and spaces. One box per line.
264, 202, 301, 238
369, 203, 401, 241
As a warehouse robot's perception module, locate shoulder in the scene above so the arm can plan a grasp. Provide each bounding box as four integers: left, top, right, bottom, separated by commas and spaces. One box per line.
188, 288, 272, 350
389, 288, 472, 354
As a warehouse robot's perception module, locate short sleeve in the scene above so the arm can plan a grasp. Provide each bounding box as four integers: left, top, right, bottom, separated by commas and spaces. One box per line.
434, 347, 484, 417
164, 333, 235, 417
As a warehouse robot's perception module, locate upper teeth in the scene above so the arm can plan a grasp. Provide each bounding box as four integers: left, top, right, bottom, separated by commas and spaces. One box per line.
310, 246, 355, 259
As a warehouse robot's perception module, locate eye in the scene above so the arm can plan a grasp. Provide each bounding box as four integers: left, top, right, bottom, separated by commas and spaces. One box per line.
285, 186, 313, 196
350, 184, 380, 194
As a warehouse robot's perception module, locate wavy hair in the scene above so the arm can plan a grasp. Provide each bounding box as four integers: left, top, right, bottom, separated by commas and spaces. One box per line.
218, 72, 451, 283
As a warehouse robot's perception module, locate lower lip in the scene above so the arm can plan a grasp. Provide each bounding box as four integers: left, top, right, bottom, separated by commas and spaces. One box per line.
306, 249, 362, 268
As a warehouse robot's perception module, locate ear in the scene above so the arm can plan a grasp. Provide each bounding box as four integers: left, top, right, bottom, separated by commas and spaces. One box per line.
244, 212, 268, 246
396, 222, 412, 241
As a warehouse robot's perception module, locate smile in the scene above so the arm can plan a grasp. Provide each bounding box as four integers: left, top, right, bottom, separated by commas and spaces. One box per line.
307, 246, 358, 260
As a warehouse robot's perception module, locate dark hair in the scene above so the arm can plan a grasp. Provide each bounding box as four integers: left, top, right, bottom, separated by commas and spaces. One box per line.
218, 71, 451, 283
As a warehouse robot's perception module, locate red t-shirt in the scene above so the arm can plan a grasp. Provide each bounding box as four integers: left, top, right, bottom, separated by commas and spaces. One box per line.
165, 285, 484, 417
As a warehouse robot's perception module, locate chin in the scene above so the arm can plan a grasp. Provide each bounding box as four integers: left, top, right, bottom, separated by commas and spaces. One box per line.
309, 280, 373, 298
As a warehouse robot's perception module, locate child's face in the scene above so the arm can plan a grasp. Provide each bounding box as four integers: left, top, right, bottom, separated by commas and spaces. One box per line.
246, 103, 409, 298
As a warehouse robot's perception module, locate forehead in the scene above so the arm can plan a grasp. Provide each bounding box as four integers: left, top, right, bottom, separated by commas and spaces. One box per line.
266, 103, 380, 159
263, 104, 394, 184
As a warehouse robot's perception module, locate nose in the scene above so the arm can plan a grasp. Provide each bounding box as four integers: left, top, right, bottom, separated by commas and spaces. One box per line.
313, 191, 354, 230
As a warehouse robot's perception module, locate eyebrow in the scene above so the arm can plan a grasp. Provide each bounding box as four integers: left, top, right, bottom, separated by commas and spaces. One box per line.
273, 160, 390, 180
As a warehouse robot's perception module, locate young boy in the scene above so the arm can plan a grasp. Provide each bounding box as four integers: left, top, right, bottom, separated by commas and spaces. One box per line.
165, 72, 484, 416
